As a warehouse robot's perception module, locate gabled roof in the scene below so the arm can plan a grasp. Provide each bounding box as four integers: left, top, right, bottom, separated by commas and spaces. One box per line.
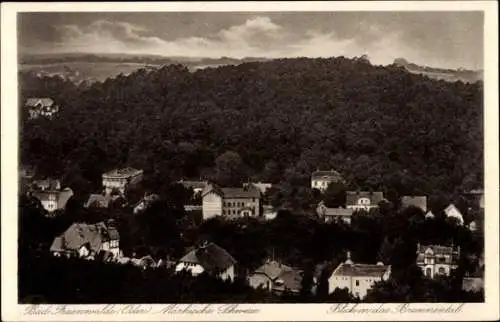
253, 260, 294, 280
103, 167, 143, 178
417, 244, 459, 256
32, 179, 61, 191
401, 196, 427, 212
50, 221, 119, 254
179, 242, 236, 274
346, 191, 384, 206
25, 98, 54, 108
32, 188, 74, 210
85, 194, 113, 208
444, 204, 464, 224
311, 170, 343, 181
317, 204, 354, 217
221, 186, 261, 199
331, 262, 390, 277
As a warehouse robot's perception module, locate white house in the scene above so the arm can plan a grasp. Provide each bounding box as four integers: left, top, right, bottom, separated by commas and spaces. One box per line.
201, 184, 261, 220
444, 204, 464, 225
328, 252, 391, 299
346, 191, 384, 211
175, 241, 237, 281
316, 201, 353, 224
311, 169, 344, 192
102, 167, 143, 195
416, 244, 460, 278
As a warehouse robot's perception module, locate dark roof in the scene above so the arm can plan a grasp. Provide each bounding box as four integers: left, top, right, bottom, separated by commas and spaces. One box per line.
253, 260, 294, 280
85, 194, 113, 208
332, 262, 390, 277
178, 180, 208, 190
103, 167, 143, 178
32, 179, 61, 191
179, 242, 236, 274
417, 244, 459, 256
317, 203, 353, 217
311, 170, 343, 181
25, 98, 54, 107
50, 222, 119, 254
346, 191, 384, 206
202, 184, 261, 199
401, 196, 427, 211
273, 269, 303, 293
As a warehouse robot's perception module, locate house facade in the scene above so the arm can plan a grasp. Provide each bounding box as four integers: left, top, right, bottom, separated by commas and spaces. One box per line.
444, 204, 464, 225
311, 169, 343, 192
328, 253, 391, 299
248, 260, 303, 294
201, 184, 261, 220
316, 201, 353, 224
416, 244, 460, 278
175, 241, 237, 281
346, 191, 384, 211
50, 221, 121, 260
25, 97, 59, 119
31, 180, 73, 213
102, 167, 143, 195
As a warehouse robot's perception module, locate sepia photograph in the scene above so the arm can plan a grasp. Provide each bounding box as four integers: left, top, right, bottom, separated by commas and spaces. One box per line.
2, 1, 499, 321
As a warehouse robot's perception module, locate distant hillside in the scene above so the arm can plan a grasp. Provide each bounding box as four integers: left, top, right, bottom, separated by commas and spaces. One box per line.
394, 58, 483, 83
19, 53, 270, 83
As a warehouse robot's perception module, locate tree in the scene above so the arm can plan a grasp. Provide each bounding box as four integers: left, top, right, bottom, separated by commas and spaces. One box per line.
214, 151, 246, 187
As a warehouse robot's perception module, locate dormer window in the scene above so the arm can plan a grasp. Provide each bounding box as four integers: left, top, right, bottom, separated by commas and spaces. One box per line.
357, 198, 371, 205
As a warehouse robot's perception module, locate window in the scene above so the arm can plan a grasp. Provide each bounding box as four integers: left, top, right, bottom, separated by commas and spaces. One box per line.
438, 267, 446, 275
222, 210, 225, 215
355, 280, 359, 286
424, 257, 433, 264
426, 268, 432, 276
223, 202, 226, 207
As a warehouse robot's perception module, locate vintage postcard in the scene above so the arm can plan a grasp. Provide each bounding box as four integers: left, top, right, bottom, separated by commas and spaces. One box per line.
1, 1, 499, 321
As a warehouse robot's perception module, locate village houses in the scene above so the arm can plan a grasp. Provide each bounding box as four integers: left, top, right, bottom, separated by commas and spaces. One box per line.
175, 241, 237, 281
50, 220, 121, 260
102, 167, 143, 195
201, 183, 261, 220
327, 252, 391, 299
416, 244, 460, 278
346, 191, 384, 211
316, 201, 353, 224
247, 259, 303, 294
311, 169, 344, 192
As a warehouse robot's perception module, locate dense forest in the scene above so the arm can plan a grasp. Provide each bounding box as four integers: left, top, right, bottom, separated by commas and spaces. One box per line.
19, 56, 483, 199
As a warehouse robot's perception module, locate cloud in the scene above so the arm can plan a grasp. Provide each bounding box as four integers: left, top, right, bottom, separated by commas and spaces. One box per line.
36, 16, 465, 68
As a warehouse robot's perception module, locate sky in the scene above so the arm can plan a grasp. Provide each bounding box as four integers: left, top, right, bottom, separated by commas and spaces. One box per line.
18, 11, 484, 69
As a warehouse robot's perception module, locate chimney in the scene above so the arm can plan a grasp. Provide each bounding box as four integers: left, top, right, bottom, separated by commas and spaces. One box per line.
345, 251, 353, 265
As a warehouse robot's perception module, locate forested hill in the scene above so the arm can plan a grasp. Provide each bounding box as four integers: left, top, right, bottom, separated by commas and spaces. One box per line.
19, 56, 483, 196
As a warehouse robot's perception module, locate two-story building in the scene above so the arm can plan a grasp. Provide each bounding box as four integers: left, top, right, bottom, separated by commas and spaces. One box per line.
50, 220, 121, 260
327, 252, 391, 299
346, 191, 384, 211
201, 184, 261, 220
102, 167, 143, 195
175, 241, 237, 281
416, 244, 460, 278
311, 169, 344, 192
316, 201, 353, 224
